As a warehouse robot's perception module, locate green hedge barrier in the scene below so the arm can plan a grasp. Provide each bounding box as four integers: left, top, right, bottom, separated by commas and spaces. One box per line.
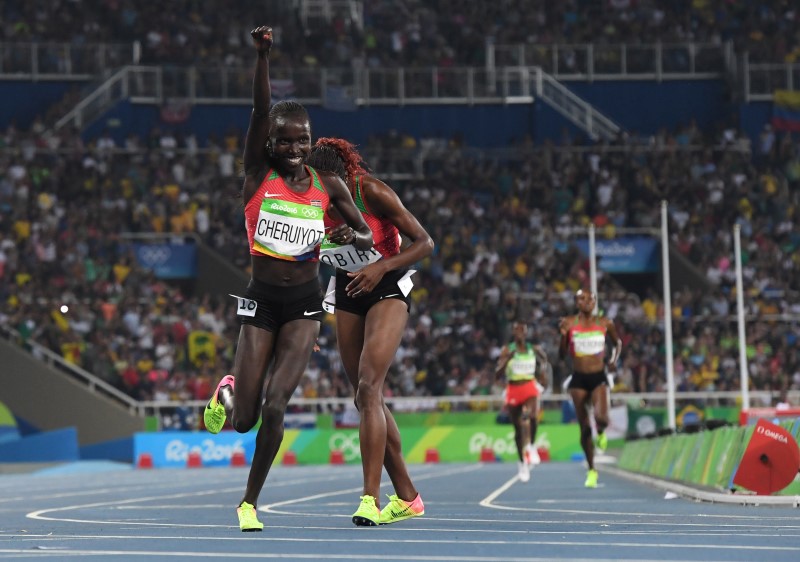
619, 418, 800, 496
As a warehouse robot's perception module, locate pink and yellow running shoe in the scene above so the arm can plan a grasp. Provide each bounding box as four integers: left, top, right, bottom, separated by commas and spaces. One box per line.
204, 375, 234, 434
379, 493, 425, 525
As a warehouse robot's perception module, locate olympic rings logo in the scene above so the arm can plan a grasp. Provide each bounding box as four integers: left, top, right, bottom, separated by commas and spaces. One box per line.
301, 208, 319, 218
328, 432, 361, 461
138, 245, 172, 266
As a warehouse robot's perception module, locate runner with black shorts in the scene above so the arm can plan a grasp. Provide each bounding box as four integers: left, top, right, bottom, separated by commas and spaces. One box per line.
307, 137, 434, 527
559, 289, 622, 488
201, 26, 373, 532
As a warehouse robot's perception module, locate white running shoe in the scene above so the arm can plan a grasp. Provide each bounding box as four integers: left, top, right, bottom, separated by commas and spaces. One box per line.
517, 461, 530, 482
526, 444, 541, 466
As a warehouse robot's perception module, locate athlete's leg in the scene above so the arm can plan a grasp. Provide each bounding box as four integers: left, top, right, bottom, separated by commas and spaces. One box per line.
591, 383, 610, 435
569, 387, 594, 470
229, 324, 276, 433
335, 308, 365, 392
381, 402, 419, 500
338, 302, 418, 503
591, 382, 610, 452
241, 319, 319, 507
507, 404, 529, 462
528, 395, 540, 446
355, 299, 409, 501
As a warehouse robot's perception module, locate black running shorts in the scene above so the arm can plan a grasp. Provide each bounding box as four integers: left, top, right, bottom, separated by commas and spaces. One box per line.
334, 268, 411, 317
235, 277, 323, 332
566, 370, 611, 393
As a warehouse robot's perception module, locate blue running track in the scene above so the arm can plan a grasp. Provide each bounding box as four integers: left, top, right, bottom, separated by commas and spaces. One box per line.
0, 462, 798, 561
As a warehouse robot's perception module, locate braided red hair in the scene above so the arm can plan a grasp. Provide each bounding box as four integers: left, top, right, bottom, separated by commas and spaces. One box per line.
314, 137, 370, 185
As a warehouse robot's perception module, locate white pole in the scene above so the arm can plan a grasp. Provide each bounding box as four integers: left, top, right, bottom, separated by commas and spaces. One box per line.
661, 201, 676, 430
588, 223, 598, 314
734, 224, 750, 411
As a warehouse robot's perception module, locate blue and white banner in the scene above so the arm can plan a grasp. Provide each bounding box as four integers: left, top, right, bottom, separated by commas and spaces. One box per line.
573, 236, 660, 273
134, 431, 254, 468
128, 242, 197, 279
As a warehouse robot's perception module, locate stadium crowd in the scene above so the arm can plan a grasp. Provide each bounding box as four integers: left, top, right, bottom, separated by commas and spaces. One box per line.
1, 114, 798, 420
2, 0, 798, 70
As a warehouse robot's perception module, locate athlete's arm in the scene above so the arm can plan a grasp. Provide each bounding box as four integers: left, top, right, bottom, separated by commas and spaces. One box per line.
604, 318, 622, 373
494, 346, 512, 381
319, 172, 372, 250
534, 344, 550, 387
243, 26, 273, 176
361, 175, 434, 273
558, 317, 571, 360
533, 344, 548, 364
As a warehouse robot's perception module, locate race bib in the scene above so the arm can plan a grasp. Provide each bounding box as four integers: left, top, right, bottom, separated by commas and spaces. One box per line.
322, 276, 336, 314
230, 294, 257, 317
253, 200, 325, 260
319, 241, 382, 272
397, 269, 416, 297
508, 358, 536, 376
572, 333, 606, 356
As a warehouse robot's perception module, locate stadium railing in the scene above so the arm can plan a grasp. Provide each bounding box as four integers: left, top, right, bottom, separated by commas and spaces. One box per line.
50, 60, 743, 133
0, 324, 145, 416
0, 41, 728, 83
488, 41, 733, 81
0, 42, 135, 79
744, 58, 800, 101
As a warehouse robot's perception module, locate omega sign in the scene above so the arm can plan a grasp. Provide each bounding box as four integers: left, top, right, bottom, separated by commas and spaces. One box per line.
756, 424, 789, 444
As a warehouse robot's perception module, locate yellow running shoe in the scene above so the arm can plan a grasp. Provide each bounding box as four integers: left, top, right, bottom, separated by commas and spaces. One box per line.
352, 495, 380, 527
379, 493, 425, 525
585, 468, 599, 488
595, 432, 608, 453
237, 501, 263, 532
204, 375, 234, 434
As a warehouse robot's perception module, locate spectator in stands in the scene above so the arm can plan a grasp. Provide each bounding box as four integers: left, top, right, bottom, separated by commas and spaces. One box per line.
3, 80, 800, 423
306, 137, 433, 526
200, 26, 372, 533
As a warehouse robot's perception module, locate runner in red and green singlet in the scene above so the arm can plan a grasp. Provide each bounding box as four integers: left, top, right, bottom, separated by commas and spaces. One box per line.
202, 26, 372, 532
307, 138, 434, 526
559, 289, 622, 488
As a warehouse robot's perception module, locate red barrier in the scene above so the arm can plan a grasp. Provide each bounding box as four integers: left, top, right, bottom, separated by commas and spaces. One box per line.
136, 453, 153, 469
230, 451, 247, 467
479, 447, 496, 462
186, 451, 203, 468
424, 448, 440, 463
329, 450, 345, 464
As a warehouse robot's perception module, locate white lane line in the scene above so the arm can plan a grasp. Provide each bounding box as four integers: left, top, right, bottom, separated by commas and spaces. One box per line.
534, 499, 646, 503
479, 477, 800, 522
0, 550, 718, 561
3, 528, 800, 542
0, 481, 224, 505
261, 464, 482, 515
25, 471, 360, 527
19, 462, 800, 535
0, 530, 800, 560
476, 503, 800, 523
23, 465, 480, 528
478, 474, 517, 508
476, 472, 800, 532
